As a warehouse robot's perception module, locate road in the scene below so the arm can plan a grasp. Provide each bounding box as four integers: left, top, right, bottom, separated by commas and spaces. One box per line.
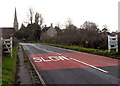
20, 43, 120, 85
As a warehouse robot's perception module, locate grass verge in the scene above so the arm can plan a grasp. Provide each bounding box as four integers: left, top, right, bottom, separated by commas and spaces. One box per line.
40, 43, 120, 60
2, 46, 18, 85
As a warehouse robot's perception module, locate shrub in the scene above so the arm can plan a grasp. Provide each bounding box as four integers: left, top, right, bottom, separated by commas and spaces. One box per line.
41, 43, 120, 60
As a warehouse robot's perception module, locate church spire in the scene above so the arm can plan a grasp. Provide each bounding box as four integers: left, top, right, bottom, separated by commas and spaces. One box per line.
13, 8, 18, 31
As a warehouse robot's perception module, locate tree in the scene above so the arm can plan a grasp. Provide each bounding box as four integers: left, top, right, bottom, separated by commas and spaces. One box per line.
65, 18, 73, 28
35, 12, 43, 27
102, 24, 108, 35
67, 18, 72, 26
24, 8, 43, 27
20, 23, 26, 29
80, 21, 98, 31
27, 8, 34, 24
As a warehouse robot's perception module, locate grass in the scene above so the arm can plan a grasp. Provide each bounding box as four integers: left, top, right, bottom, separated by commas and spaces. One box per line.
2, 46, 18, 85
40, 43, 120, 60
0, 67, 2, 86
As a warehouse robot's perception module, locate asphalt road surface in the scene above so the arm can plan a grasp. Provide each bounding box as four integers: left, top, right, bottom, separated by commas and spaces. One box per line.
20, 43, 120, 85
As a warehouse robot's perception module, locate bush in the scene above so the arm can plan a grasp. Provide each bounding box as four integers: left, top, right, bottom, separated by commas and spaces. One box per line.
41, 43, 120, 60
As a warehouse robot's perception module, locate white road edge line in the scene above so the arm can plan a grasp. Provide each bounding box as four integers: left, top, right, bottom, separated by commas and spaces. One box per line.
56, 53, 108, 74
20, 44, 47, 86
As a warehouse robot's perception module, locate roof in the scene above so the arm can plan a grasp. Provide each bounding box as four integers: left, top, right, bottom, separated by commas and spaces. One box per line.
42, 26, 50, 32
0, 27, 15, 39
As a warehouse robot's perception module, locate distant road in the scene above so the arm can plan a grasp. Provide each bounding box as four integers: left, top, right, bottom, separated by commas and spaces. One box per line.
20, 43, 120, 85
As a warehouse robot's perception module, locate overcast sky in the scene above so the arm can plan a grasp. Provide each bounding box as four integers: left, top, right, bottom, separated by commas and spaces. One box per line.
0, 0, 119, 32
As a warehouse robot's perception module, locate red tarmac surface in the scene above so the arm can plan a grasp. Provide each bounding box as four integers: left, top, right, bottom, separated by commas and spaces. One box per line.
29, 52, 119, 71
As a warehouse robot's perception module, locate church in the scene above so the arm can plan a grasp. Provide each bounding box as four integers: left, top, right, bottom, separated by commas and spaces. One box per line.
0, 8, 19, 39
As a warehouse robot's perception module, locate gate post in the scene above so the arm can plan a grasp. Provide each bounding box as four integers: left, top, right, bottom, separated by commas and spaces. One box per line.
10, 37, 13, 57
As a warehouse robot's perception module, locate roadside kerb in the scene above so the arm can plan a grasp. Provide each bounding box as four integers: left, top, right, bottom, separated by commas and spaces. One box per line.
20, 44, 46, 86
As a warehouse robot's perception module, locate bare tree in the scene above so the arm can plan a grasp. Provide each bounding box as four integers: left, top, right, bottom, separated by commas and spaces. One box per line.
80, 21, 98, 31
102, 24, 108, 33
28, 9, 43, 26
35, 12, 40, 25
23, 8, 43, 27
29, 8, 34, 24
23, 8, 34, 24
39, 13, 43, 27
67, 18, 72, 26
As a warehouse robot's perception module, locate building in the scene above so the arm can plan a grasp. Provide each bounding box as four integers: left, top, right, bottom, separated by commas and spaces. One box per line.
1, 8, 18, 39
46, 23, 57, 37
13, 8, 19, 31
41, 23, 57, 37
40, 24, 57, 42
1, 27, 15, 39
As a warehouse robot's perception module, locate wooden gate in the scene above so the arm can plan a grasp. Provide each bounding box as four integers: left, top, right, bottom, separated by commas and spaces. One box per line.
108, 35, 118, 52
2, 37, 13, 57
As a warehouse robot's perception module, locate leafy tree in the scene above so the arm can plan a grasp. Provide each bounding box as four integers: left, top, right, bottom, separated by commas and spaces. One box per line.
15, 8, 44, 42
15, 23, 41, 42
47, 20, 109, 50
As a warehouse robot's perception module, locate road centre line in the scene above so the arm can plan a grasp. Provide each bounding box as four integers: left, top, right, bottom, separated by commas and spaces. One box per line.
32, 44, 109, 73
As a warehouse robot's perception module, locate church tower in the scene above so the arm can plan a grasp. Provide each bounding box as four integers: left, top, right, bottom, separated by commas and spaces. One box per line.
13, 8, 18, 31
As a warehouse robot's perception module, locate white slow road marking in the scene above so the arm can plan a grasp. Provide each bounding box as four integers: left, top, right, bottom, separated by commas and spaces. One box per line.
23, 43, 109, 74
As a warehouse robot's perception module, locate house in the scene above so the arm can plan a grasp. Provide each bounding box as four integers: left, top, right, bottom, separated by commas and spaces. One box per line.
1, 8, 18, 39
42, 25, 50, 33
40, 24, 57, 42
41, 23, 57, 38
47, 23, 57, 37
1, 27, 15, 39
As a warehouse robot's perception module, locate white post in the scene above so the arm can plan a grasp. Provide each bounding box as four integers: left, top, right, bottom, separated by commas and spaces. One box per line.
108, 35, 110, 52
116, 35, 118, 52
10, 37, 13, 57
